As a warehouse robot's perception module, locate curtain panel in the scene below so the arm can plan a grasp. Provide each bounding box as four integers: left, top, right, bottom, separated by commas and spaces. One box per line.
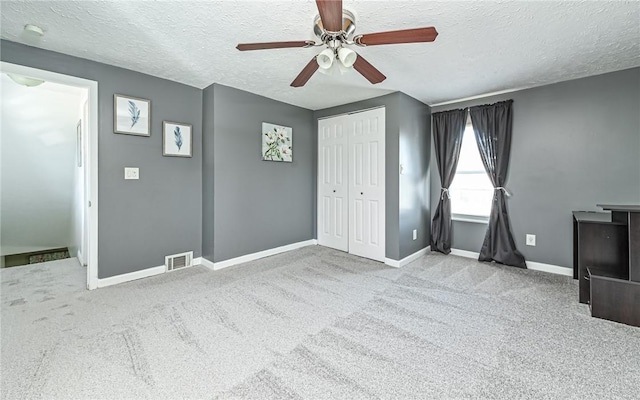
430, 108, 467, 254
469, 100, 526, 268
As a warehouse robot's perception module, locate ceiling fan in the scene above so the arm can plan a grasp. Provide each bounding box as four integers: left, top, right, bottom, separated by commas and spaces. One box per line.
236, 0, 438, 87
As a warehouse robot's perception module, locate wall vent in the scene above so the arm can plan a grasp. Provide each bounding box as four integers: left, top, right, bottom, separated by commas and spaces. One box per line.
165, 251, 193, 272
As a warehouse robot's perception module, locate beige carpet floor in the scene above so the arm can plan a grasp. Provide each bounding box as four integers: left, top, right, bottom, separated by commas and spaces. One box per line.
1, 246, 639, 399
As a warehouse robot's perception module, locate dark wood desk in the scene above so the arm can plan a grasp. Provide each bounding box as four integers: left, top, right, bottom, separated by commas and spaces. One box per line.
598, 204, 640, 282
574, 205, 640, 327
573, 212, 628, 303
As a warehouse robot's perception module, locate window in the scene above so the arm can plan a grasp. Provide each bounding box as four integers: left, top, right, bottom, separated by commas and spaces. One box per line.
449, 121, 493, 220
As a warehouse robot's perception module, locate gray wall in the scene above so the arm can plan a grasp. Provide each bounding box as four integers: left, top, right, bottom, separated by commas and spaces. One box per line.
1, 40, 203, 278
398, 93, 431, 259
203, 84, 315, 262
314, 92, 431, 261
202, 82, 215, 261
430, 67, 640, 268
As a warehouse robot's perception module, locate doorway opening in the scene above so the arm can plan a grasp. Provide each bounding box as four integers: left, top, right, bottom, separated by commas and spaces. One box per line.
0, 62, 99, 289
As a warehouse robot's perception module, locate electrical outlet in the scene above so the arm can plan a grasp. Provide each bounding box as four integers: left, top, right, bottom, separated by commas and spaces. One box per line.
124, 167, 139, 180
526, 234, 536, 246
413, 229, 417, 240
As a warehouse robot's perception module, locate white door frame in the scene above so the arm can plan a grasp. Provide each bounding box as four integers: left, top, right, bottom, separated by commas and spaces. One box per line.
1, 61, 99, 290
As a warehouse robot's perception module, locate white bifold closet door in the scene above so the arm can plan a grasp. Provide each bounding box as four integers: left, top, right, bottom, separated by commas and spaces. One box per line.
318, 114, 349, 252
317, 107, 385, 262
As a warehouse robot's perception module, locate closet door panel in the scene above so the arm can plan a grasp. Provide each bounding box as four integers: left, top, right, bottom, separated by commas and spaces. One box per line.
317, 116, 348, 252
348, 108, 386, 262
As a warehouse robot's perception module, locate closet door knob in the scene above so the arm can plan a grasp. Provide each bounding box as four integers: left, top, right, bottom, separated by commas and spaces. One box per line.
333, 190, 336, 193
361, 192, 364, 195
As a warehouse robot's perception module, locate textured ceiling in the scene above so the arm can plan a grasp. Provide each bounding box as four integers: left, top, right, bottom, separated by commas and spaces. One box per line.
1, 1, 639, 110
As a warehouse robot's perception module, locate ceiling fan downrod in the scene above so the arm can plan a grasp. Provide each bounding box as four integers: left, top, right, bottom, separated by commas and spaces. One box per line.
313, 9, 359, 49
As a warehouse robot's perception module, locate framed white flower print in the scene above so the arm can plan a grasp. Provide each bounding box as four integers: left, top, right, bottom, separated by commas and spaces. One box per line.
114, 94, 151, 136
262, 122, 292, 162
163, 121, 192, 157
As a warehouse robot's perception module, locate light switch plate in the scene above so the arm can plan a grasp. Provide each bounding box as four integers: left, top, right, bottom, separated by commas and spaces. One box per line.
413, 229, 417, 240
124, 167, 139, 180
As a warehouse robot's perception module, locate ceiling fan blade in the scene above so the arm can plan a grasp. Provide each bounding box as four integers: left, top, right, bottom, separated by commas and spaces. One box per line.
353, 54, 386, 84
291, 57, 319, 87
316, 0, 343, 32
356, 27, 438, 46
236, 41, 312, 51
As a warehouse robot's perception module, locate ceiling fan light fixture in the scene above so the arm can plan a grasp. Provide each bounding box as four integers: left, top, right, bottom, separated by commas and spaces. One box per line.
337, 47, 357, 68
336, 61, 351, 75
24, 24, 45, 37
6, 73, 45, 87
316, 48, 335, 69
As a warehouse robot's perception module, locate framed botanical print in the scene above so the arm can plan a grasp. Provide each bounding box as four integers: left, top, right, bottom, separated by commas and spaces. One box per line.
114, 94, 151, 136
262, 122, 292, 162
163, 121, 192, 157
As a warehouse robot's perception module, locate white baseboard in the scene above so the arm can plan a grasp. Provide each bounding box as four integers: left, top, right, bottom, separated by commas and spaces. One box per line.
385, 246, 430, 268
194, 257, 214, 269
192, 257, 204, 267
450, 248, 572, 277
525, 261, 572, 276
450, 248, 480, 259
200, 239, 318, 271
385, 259, 401, 268
96, 265, 166, 288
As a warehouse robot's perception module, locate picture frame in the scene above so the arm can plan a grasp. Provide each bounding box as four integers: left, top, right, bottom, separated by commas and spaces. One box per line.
113, 94, 151, 136
76, 120, 82, 167
163, 121, 193, 158
262, 122, 292, 162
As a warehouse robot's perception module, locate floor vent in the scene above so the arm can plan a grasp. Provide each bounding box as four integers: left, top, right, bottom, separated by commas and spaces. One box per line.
165, 251, 193, 272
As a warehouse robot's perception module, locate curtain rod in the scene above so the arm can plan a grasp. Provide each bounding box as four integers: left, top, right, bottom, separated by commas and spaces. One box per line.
432, 99, 513, 115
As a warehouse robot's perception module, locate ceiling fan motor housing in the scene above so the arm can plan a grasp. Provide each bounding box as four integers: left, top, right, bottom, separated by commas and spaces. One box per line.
313, 9, 357, 49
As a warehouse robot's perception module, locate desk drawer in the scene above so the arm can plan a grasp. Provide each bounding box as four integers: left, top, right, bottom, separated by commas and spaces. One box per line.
589, 272, 640, 327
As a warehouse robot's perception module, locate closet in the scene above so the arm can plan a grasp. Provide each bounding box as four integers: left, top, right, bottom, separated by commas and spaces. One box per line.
317, 107, 386, 262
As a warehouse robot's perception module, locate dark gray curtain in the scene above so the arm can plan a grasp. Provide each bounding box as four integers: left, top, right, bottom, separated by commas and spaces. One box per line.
469, 100, 526, 268
430, 109, 467, 254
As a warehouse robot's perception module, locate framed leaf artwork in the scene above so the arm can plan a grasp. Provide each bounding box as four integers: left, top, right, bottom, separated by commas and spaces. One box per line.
114, 94, 151, 136
262, 122, 292, 162
163, 121, 192, 157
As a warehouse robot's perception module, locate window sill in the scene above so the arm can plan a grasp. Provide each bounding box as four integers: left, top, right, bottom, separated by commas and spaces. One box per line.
452, 214, 489, 224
